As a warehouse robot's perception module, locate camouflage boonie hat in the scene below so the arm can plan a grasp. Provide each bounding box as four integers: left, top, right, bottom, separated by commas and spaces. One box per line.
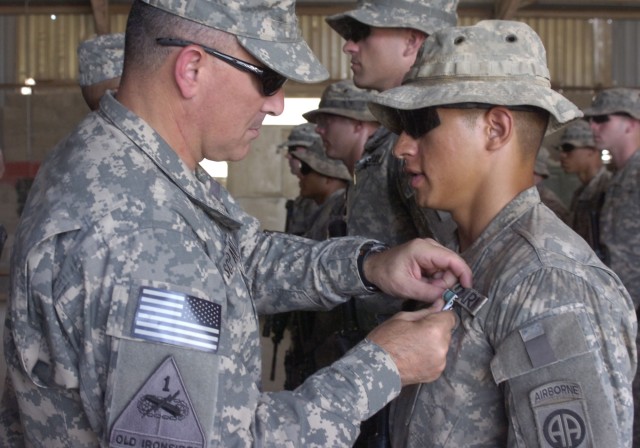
326, 0, 458, 38
142, 0, 328, 83
369, 20, 582, 135
303, 80, 378, 123
558, 120, 595, 150
534, 146, 551, 178
77, 33, 125, 87
278, 122, 319, 150
291, 139, 351, 181
582, 88, 640, 120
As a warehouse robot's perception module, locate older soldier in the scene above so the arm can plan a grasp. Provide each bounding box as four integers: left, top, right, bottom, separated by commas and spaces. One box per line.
0, 0, 472, 447
77, 33, 125, 111
533, 146, 570, 223
370, 20, 637, 446
278, 123, 320, 235
583, 87, 640, 443
558, 119, 611, 257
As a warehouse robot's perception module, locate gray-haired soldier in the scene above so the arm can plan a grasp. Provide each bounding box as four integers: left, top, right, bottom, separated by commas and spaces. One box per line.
370, 20, 636, 446
77, 32, 125, 110
558, 119, 611, 257
0, 0, 472, 446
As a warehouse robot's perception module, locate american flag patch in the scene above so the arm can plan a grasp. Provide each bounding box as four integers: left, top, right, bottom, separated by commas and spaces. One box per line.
132, 287, 221, 353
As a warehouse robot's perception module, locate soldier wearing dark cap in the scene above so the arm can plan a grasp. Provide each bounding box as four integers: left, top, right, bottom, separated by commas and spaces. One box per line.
0, 0, 472, 446
558, 119, 611, 256
370, 20, 636, 446
77, 33, 125, 111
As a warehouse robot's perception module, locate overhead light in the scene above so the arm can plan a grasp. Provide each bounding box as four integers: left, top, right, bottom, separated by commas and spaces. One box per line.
24, 77, 36, 86
20, 87, 32, 95
50, 14, 57, 20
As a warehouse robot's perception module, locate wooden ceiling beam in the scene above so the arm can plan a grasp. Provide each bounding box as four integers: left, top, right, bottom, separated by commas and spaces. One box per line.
495, 0, 536, 19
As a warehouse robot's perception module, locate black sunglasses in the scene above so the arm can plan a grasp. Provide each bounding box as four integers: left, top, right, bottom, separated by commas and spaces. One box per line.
396, 103, 546, 139
156, 37, 287, 96
299, 162, 314, 176
396, 107, 441, 139
560, 143, 576, 152
343, 20, 371, 43
589, 112, 632, 124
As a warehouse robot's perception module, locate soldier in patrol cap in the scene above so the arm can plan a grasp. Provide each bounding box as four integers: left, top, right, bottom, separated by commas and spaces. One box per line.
584, 88, 640, 309
533, 146, 570, 223
77, 32, 125, 110
370, 20, 636, 446
557, 119, 611, 255
583, 87, 640, 442
278, 122, 320, 235
0, 0, 473, 446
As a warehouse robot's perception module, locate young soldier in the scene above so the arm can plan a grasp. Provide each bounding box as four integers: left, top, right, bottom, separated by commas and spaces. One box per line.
370, 20, 636, 447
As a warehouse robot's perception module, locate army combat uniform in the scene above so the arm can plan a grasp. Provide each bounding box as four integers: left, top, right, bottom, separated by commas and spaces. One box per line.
390, 188, 637, 446
568, 166, 610, 253
0, 93, 402, 447
600, 150, 640, 308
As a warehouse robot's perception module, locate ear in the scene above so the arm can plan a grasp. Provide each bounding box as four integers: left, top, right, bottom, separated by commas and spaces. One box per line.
403, 30, 427, 57
173, 46, 206, 100
484, 106, 514, 152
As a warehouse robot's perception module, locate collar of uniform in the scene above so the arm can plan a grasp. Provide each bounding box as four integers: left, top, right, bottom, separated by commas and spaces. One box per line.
461, 186, 540, 268
362, 125, 393, 155
99, 92, 242, 230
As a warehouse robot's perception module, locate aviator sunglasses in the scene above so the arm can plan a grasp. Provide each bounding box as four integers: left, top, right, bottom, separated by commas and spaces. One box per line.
156, 37, 287, 96
588, 113, 632, 124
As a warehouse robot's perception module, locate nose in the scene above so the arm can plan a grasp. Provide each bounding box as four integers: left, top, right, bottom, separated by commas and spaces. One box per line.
263, 88, 285, 116
343, 40, 358, 55
393, 132, 418, 160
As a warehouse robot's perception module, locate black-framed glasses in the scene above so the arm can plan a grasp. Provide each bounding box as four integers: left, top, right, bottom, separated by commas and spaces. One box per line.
343, 19, 371, 42
560, 143, 576, 152
396, 107, 441, 139
299, 162, 314, 176
156, 37, 287, 96
589, 112, 632, 124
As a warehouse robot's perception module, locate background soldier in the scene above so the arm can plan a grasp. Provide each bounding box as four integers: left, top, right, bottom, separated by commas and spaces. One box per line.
77, 33, 125, 111
558, 119, 611, 258
533, 146, 570, 223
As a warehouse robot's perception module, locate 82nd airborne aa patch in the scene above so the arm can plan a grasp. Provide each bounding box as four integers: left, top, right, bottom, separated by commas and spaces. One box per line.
530, 381, 592, 448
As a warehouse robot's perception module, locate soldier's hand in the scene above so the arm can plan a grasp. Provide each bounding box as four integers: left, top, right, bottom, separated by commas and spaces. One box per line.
367, 304, 457, 385
362, 238, 472, 302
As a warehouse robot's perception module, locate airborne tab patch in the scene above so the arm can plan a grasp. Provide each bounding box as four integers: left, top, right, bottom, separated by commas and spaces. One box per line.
110, 356, 205, 448
132, 287, 222, 353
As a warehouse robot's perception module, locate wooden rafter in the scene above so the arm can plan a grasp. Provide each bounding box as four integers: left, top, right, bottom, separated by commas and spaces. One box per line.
90, 0, 109, 35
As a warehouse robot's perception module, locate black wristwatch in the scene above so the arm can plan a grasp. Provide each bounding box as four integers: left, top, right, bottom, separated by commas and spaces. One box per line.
357, 242, 388, 292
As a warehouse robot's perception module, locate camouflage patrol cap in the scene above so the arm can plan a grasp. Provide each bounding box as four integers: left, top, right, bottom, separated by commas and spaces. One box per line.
142, 0, 328, 83
278, 122, 319, 150
77, 33, 125, 87
558, 120, 595, 150
582, 88, 640, 120
534, 146, 551, 178
326, 0, 458, 38
303, 80, 378, 123
291, 139, 352, 181
369, 20, 582, 135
